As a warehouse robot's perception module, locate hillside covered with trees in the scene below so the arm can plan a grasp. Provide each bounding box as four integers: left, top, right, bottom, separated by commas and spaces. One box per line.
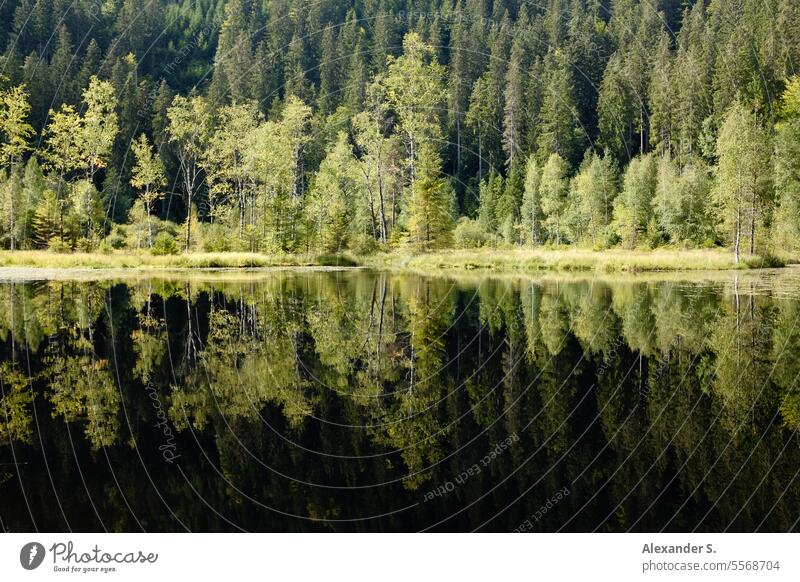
0, 0, 799, 263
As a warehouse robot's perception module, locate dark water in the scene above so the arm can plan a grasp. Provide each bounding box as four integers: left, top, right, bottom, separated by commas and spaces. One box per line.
1, 269, 799, 532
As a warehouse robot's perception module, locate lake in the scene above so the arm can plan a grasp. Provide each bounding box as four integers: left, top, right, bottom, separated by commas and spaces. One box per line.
1, 268, 799, 532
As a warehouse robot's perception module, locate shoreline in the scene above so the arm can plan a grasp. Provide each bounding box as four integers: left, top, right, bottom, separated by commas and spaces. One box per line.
0, 248, 789, 279
362, 248, 783, 274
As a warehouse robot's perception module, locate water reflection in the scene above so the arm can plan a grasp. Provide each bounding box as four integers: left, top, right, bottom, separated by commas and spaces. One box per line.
0, 270, 799, 532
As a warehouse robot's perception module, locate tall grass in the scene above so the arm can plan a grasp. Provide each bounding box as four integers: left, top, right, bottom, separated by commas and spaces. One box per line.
0, 247, 782, 273
362, 248, 769, 273
0, 251, 358, 270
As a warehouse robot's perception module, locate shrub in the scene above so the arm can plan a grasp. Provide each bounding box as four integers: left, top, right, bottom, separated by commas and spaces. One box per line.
317, 254, 359, 266
745, 253, 785, 269
151, 231, 179, 255
350, 233, 379, 255
103, 227, 127, 250
201, 223, 232, 252
600, 224, 621, 249
47, 237, 71, 253
453, 217, 490, 248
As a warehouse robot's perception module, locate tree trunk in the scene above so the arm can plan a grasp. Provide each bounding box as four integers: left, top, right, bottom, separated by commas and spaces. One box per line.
640, 108, 645, 154
555, 213, 560, 246
145, 191, 153, 248
368, 187, 377, 240
185, 189, 192, 252
749, 188, 756, 256
391, 187, 396, 233
409, 135, 416, 186
9, 175, 15, 251
239, 185, 245, 241
456, 117, 461, 176
477, 125, 483, 182
734, 204, 741, 264
377, 161, 388, 243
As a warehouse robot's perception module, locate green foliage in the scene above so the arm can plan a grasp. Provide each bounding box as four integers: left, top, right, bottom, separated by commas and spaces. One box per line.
305, 132, 361, 254
167, 94, 212, 251
538, 51, 582, 165
382, 32, 447, 168
68, 179, 104, 249
775, 77, 800, 251
100, 226, 127, 252
0, 84, 34, 167
496, 165, 522, 243
453, 217, 491, 249
0, 3, 797, 261
31, 189, 61, 249
521, 155, 542, 246
716, 101, 772, 262
151, 231, 179, 256
478, 169, 503, 234
130, 134, 166, 248
466, 74, 502, 178
570, 152, 618, 246
406, 143, 455, 249
654, 155, 715, 246
81, 76, 118, 180
42, 104, 84, 178
613, 153, 657, 248
540, 153, 570, 245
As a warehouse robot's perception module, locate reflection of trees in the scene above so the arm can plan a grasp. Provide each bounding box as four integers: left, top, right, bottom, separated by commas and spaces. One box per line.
305, 273, 403, 401
2, 273, 800, 531
707, 282, 774, 425
528, 284, 581, 455
130, 283, 167, 387
568, 282, 618, 356
374, 278, 454, 489
772, 298, 800, 429
0, 282, 56, 351
41, 285, 120, 450
651, 284, 718, 355
612, 283, 656, 357
539, 284, 570, 356
0, 361, 33, 444
171, 291, 312, 431
47, 326, 120, 450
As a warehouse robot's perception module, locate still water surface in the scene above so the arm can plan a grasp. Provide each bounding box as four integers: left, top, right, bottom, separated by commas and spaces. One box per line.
1, 269, 799, 532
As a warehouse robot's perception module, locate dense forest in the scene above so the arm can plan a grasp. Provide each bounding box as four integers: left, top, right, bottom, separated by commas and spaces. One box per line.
0, 0, 799, 262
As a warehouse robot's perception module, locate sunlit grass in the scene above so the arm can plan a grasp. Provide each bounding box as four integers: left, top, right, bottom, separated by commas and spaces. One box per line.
361, 247, 772, 273
0, 250, 358, 270
0, 247, 784, 273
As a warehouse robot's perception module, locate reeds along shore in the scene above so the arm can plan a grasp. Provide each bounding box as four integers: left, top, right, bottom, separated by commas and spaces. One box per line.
0, 248, 785, 273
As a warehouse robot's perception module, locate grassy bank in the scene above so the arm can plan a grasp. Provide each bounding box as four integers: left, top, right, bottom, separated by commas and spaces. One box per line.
0, 247, 782, 273
0, 250, 359, 270
362, 248, 779, 273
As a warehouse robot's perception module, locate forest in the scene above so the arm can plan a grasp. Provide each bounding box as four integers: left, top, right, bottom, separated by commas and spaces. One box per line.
0, 0, 799, 263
